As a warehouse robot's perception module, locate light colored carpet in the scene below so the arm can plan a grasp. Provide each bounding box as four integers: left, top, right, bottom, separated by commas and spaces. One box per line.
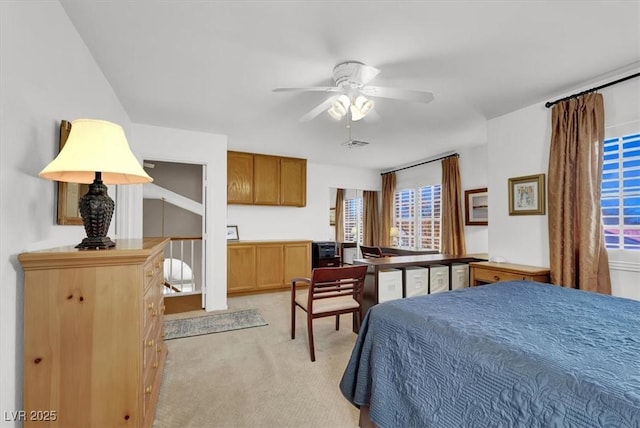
153, 291, 360, 427
164, 309, 268, 340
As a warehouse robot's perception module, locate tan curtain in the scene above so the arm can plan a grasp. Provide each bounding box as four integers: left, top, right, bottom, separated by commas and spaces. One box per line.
362, 191, 380, 246
440, 156, 466, 255
548, 93, 611, 294
335, 188, 344, 242
380, 173, 396, 247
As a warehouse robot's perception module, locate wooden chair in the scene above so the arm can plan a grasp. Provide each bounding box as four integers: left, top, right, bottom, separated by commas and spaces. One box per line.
360, 245, 383, 258
360, 245, 395, 258
291, 265, 368, 361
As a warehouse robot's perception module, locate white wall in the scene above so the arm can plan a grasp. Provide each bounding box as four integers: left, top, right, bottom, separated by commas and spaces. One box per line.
133, 124, 228, 312
0, 1, 133, 423
227, 162, 380, 242
459, 144, 489, 254
487, 67, 640, 299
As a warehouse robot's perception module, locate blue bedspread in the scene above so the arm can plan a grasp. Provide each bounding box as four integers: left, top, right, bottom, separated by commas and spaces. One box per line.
340, 281, 640, 427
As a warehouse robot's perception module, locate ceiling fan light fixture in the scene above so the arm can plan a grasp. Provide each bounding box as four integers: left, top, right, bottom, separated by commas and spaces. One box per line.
327, 106, 344, 120
335, 95, 350, 115
351, 96, 374, 121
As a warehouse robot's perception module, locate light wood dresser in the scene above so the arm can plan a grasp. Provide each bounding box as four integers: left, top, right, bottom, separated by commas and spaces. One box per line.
18, 237, 169, 427
469, 261, 550, 286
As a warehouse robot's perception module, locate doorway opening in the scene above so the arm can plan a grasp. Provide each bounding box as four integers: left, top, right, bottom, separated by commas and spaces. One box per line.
142, 159, 206, 314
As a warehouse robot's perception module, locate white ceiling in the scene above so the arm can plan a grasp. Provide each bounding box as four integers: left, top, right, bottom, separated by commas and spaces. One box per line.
60, 1, 640, 170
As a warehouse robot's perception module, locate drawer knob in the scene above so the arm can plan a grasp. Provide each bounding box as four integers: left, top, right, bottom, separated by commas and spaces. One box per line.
147, 339, 155, 347
493, 275, 500, 281
146, 270, 153, 277
147, 302, 155, 310
145, 385, 152, 394
152, 361, 158, 369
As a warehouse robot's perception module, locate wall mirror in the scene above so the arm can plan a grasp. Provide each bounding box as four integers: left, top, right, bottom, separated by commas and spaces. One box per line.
56, 120, 89, 225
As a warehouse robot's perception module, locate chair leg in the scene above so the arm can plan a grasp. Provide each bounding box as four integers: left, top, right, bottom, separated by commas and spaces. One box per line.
335, 314, 340, 331
291, 296, 296, 340
307, 313, 315, 362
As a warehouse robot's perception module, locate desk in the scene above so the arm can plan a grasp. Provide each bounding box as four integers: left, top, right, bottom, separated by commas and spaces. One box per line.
354, 254, 488, 326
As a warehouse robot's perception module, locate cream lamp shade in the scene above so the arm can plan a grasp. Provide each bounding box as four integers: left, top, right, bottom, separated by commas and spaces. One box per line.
351, 96, 374, 121
39, 119, 152, 250
40, 119, 152, 184
327, 94, 375, 121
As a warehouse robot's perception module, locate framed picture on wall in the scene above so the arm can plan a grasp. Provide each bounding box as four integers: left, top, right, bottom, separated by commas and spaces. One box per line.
465, 187, 488, 225
329, 208, 336, 226
508, 174, 546, 215
226, 225, 240, 241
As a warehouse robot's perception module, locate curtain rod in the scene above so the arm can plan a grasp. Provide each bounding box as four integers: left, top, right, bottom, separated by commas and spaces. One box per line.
545, 72, 640, 108
381, 153, 459, 175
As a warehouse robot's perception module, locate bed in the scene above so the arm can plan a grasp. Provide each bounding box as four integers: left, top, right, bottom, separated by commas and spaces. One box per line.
340, 281, 640, 427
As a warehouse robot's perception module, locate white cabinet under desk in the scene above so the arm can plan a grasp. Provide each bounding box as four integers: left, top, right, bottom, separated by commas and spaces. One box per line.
377, 268, 403, 303
404, 266, 429, 297
429, 265, 449, 294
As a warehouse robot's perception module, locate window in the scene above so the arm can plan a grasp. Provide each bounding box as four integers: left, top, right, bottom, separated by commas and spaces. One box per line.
601, 132, 640, 251
343, 197, 363, 243
394, 184, 441, 250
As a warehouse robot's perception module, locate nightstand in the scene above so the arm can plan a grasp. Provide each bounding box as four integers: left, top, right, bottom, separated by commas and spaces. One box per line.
469, 261, 550, 286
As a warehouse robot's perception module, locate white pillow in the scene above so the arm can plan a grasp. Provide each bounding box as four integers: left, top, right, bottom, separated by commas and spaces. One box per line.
164, 258, 193, 282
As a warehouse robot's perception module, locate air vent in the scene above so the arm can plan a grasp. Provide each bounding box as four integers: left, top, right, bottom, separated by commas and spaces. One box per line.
341, 139, 369, 148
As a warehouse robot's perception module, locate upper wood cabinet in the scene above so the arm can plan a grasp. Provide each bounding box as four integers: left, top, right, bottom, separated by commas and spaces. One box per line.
280, 157, 307, 206
253, 154, 280, 205
227, 152, 254, 204
227, 151, 306, 207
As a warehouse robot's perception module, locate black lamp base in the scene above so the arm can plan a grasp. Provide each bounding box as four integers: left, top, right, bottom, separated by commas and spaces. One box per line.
76, 236, 116, 250
76, 172, 116, 250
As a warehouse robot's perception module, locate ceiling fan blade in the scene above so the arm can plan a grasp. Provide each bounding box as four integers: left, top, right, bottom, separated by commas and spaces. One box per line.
299, 97, 336, 122
273, 87, 341, 93
360, 86, 434, 103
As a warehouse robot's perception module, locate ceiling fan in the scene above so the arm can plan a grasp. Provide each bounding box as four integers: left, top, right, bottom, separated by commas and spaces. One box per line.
273, 61, 434, 122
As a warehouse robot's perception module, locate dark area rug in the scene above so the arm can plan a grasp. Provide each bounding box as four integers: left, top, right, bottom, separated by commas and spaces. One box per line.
164, 308, 268, 340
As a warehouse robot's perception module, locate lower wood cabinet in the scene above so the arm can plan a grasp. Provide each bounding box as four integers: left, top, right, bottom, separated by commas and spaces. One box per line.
18, 238, 169, 428
228, 240, 311, 295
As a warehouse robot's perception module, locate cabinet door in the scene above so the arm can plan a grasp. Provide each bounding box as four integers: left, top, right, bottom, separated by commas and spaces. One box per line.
253, 155, 280, 205
227, 245, 257, 293
227, 152, 254, 204
280, 158, 307, 207
284, 242, 311, 285
256, 244, 284, 289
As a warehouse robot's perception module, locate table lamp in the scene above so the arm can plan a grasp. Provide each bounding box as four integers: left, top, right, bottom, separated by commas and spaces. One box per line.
39, 119, 152, 249
390, 227, 399, 246
351, 226, 358, 242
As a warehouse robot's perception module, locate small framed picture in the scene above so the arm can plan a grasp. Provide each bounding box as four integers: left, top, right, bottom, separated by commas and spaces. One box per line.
329, 208, 336, 226
465, 187, 488, 225
226, 225, 240, 241
508, 174, 546, 215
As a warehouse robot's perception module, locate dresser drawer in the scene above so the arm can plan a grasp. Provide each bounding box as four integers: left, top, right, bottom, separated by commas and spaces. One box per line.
143, 281, 163, 334
144, 254, 164, 292
472, 267, 527, 283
